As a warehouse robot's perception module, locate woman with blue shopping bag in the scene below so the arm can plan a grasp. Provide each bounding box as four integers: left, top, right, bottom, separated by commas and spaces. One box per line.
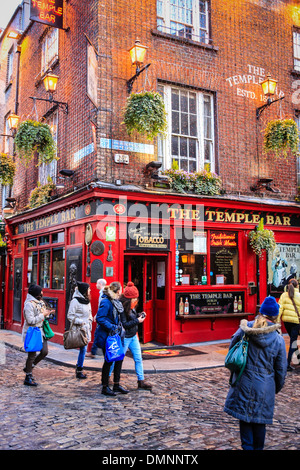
95, 281, 128, 396
22, 284, 54, 386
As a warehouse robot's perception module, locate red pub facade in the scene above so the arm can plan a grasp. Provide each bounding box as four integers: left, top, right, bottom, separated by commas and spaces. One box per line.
1, 0, 300, 347
4, 185, 300, 346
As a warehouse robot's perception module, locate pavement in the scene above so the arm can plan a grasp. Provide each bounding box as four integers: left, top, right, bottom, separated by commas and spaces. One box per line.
0, 328, 291, 373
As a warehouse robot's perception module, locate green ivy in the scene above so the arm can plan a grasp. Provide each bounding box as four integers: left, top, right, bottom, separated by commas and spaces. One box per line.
14, 120, 57, 166
123, 91, 167, 139
263, 119, 299, 158
0, 153, 16, 186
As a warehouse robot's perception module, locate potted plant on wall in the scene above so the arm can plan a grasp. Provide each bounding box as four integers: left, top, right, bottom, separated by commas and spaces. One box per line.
14, 120, 57, 166
123, 91, 167, 139
248, 218, 276, 257
0, 153, 16, 186
263, 118, 299, 158
28, 177, 56, 209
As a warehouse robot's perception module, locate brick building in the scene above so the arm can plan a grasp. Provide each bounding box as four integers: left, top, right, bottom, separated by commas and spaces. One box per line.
0, 0, 300, 346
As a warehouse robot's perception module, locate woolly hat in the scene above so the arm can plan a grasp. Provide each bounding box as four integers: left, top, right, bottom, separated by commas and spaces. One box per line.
77, 281, 90, 297
28, 284, 43, 299
124, 281, 139, 299
260, 296, 279, 317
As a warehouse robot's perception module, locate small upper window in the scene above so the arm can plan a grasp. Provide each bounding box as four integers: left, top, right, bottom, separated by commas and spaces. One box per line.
293, 30, 300, 72
157, 0, 210, 44
6, 47, 14, 84
41, 28, 59, 73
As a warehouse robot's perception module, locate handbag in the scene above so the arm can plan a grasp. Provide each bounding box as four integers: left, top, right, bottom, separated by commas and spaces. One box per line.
24, 326, 43, 352
225, 335, 249, 386
63, 320, 88, 350
43, 319, 55, 340
105, 333, 125, 362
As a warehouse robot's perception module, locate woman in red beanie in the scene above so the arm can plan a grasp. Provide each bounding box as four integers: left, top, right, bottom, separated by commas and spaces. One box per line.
119, 282, 152, 390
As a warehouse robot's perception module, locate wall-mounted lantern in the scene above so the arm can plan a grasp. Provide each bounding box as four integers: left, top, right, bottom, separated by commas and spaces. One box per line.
256, 73, 284, 119
127, 39, 151, 94
30, 69, 68, 114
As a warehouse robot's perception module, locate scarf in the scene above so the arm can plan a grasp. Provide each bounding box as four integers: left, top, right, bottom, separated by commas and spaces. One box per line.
74, 296, 90, 305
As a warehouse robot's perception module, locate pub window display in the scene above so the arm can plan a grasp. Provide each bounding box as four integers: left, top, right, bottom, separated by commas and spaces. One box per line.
175, 229, 239, 286
268, 243, 300, 296
26, 233, 65, 290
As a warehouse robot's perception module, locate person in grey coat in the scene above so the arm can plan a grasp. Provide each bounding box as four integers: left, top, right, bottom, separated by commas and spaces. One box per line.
67, 282, 92, 379
224, 296, 287, 450
22, 284, 53, 386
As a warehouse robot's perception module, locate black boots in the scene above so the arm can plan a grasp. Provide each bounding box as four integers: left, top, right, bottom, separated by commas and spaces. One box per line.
24, 373, 38, 386
76, 366, 87, 379
101, 384, 129, 396
102, 385, 116, 396
113, 384, 129, 394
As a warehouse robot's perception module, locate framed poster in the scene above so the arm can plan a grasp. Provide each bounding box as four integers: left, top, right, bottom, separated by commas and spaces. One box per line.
267, 243, 300, 296
193, 231, 207, 254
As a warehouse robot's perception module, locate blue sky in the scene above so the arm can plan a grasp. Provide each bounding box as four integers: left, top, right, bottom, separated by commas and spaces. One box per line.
0, 1, 22, 30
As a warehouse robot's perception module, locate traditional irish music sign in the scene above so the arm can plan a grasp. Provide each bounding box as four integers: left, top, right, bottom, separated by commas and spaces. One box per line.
30, 0, 64, 30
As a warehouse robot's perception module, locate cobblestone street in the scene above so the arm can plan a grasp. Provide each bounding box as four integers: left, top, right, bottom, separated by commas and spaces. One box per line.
1, 345, 300, 452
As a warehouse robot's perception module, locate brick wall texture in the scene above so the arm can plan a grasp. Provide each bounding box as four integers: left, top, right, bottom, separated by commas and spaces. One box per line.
6, 0, 300, 209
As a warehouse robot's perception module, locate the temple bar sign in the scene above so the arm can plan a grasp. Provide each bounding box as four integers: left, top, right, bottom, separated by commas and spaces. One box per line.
30, 0, 64, 29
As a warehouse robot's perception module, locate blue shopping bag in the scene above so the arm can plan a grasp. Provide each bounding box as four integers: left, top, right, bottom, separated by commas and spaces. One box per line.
105, 334, 125, 362
24, 327, 43, 352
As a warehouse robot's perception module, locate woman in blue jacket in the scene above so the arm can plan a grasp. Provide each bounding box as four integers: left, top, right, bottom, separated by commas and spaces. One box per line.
95, 281, 128, 396
224, 296, 287, 450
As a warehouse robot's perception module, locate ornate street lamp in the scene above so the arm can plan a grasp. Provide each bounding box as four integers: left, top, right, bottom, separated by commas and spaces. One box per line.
127, 39, 151, 94
256, 73, 284, 119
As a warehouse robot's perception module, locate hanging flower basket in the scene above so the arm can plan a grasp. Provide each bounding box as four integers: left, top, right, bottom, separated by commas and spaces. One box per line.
263, 119, 299, 158
0, 153, 16, 186
123, 91, 167, 140
248, 218, 276, 257
162, 167, 222, 195
29, 177, 56, 209
14, 120, 57, 166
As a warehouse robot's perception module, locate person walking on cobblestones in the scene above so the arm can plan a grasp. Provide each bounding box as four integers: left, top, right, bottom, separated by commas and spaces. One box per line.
119, 282, 152, 390
278, 279, 300, 371
22, 284, 52, 386
87, 279, 107, 359
224, 296, 287, 450
95, 281, 128, 396
67, 282, 93, 379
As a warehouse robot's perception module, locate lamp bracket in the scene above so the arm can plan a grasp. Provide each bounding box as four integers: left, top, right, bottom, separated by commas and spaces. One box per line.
250, 178, 281, 193
256, 95, 284, 119
30, 96, 68, 114
127, 63, 151, 94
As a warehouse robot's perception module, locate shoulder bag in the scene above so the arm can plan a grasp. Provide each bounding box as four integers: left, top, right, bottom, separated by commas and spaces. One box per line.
63, 320, 88, 350
225, 334, 249, 386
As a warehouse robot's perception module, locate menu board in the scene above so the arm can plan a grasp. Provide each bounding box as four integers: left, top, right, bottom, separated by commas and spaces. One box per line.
176, 291, 245, 316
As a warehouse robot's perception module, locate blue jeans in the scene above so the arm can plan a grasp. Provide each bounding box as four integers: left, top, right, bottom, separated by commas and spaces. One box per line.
239, 421, 266, 450
284, 322, 300, 366
77, 345, 87, 368
123, 334, 144, 381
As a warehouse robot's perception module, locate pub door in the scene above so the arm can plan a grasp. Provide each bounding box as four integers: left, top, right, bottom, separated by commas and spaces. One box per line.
124, 255, 167, 344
